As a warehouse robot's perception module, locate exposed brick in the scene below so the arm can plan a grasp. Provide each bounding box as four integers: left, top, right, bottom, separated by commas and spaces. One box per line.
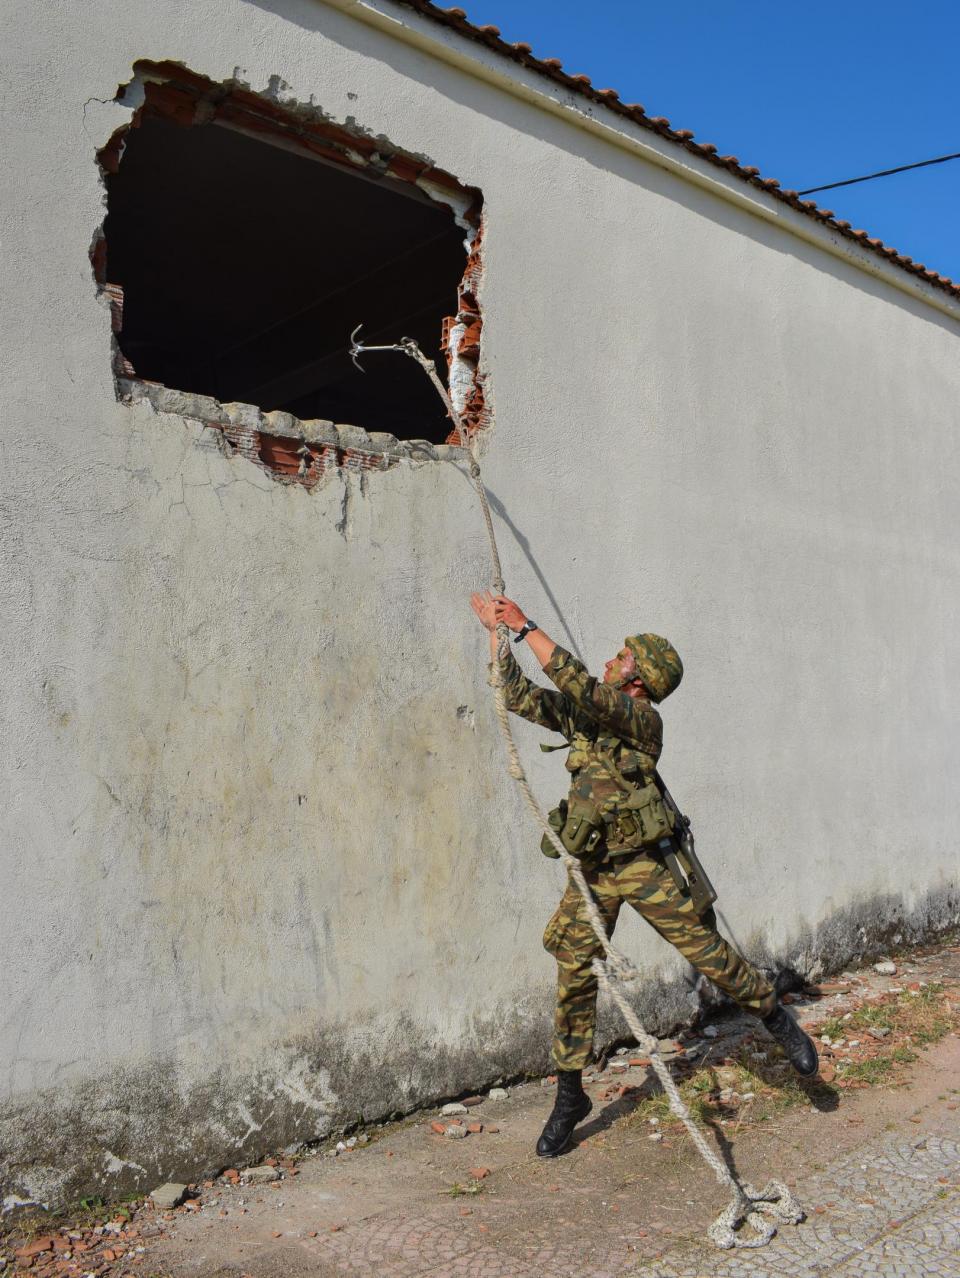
104, 61, 488, 475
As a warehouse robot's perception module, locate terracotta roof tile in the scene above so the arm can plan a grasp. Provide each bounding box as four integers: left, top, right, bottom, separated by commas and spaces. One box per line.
399, 0, 959, 299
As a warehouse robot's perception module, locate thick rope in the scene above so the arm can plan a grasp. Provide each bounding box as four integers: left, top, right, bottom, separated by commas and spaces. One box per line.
353, 335, 803, 1248
471, 469, 802, 1251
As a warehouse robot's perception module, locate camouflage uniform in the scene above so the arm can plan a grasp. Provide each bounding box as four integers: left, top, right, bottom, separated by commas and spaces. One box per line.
500, 642, 776, 1071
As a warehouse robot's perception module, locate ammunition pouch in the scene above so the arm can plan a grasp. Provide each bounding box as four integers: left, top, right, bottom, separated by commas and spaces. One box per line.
615, 777, 675, 847
540, 795, 605, 860
540, 802, 565, 858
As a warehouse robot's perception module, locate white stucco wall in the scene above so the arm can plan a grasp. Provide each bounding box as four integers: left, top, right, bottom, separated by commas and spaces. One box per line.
2, 0, 958, 1206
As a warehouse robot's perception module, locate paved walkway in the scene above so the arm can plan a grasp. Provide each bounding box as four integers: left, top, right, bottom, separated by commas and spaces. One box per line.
141, 945, 960, 1278
651, 1120, 960, 1278
147, 1089, 960, 1277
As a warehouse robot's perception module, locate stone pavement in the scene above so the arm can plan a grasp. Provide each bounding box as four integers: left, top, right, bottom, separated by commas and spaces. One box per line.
136, 942, 960, 1278
143, 1075, 960, 1277
649, 1121, 960, 1278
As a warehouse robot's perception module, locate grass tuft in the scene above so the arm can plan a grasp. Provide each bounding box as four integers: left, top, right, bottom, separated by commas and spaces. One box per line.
439, 1181, 484, 1198
834, 981, 955, 1086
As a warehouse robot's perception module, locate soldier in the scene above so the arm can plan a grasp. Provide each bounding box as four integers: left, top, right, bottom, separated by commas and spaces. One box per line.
469, 591, 818, 1158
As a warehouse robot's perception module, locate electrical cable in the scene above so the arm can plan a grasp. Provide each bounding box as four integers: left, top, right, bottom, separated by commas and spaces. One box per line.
799, 149, 960, 196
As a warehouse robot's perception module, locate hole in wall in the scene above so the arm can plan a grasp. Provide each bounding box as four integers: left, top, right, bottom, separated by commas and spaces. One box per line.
94, 62, 486, 476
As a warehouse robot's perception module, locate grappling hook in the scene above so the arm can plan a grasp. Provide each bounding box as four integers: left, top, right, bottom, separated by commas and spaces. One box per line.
349, 324, 422, 373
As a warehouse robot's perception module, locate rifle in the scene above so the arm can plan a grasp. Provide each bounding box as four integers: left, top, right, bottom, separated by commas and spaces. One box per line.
654, 775, 718, 917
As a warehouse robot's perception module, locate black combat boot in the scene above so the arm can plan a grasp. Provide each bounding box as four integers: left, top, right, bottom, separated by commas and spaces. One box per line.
762, 1003, 819, 1076
535, 1069, 593, 1157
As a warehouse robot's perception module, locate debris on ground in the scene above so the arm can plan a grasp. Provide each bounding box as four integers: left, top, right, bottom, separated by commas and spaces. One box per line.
148, 1183, 187, 1210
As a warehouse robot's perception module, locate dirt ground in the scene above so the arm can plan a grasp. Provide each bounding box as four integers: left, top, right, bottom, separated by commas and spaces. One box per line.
5, 936, 960, 1278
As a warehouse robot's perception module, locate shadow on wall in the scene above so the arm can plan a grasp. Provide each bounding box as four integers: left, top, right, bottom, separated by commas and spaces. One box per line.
479, 476, 586, 661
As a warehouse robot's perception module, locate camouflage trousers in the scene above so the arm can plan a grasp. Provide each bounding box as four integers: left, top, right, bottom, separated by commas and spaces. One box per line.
543, 848, 776, 1071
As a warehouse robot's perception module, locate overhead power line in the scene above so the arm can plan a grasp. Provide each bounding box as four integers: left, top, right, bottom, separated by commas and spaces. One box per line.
799, 149, 960, 196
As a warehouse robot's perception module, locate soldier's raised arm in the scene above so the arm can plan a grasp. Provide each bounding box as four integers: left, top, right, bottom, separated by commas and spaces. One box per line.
489, 598, 671, 752
541, 647, 661, 748
469, 591, 576, 735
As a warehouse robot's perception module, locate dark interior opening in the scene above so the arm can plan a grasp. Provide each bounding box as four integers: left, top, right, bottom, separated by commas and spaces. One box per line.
104, 116, 469, 442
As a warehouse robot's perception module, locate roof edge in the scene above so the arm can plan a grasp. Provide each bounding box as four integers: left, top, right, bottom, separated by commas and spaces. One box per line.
323, 0, 960, 323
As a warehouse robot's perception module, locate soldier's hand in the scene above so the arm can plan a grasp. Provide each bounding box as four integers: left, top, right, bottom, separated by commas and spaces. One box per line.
492, 595, 527, 633
470, 590, 499, 631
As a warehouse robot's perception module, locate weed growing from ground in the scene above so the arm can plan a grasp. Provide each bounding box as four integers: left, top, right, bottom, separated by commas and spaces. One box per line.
623, 1044, 830, 1137
834, 981, 954, 1086
439, 1181, 484, 1197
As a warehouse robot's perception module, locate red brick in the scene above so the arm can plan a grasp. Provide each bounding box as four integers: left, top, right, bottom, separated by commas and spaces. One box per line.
15, 1240, 54, 1258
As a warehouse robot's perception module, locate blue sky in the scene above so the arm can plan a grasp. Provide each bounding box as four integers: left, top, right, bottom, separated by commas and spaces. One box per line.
455, 1, 960, 283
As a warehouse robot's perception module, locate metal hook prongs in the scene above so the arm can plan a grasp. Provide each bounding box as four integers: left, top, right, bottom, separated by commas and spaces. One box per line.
349, 323, 367, 372
349, 324, 421, 372
347, 322, 458, 426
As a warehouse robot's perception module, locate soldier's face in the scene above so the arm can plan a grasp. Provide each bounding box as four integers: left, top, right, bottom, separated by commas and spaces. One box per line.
603, 647, 637, 686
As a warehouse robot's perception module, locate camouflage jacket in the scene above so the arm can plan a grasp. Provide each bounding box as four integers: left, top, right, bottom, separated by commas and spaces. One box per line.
496, 645, 663, 823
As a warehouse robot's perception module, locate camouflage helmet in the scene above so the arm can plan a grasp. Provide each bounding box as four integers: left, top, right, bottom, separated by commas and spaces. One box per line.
623, 633, 683, 703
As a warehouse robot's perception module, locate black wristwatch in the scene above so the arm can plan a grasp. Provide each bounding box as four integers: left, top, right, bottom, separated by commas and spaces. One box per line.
514, 619, 539, 643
